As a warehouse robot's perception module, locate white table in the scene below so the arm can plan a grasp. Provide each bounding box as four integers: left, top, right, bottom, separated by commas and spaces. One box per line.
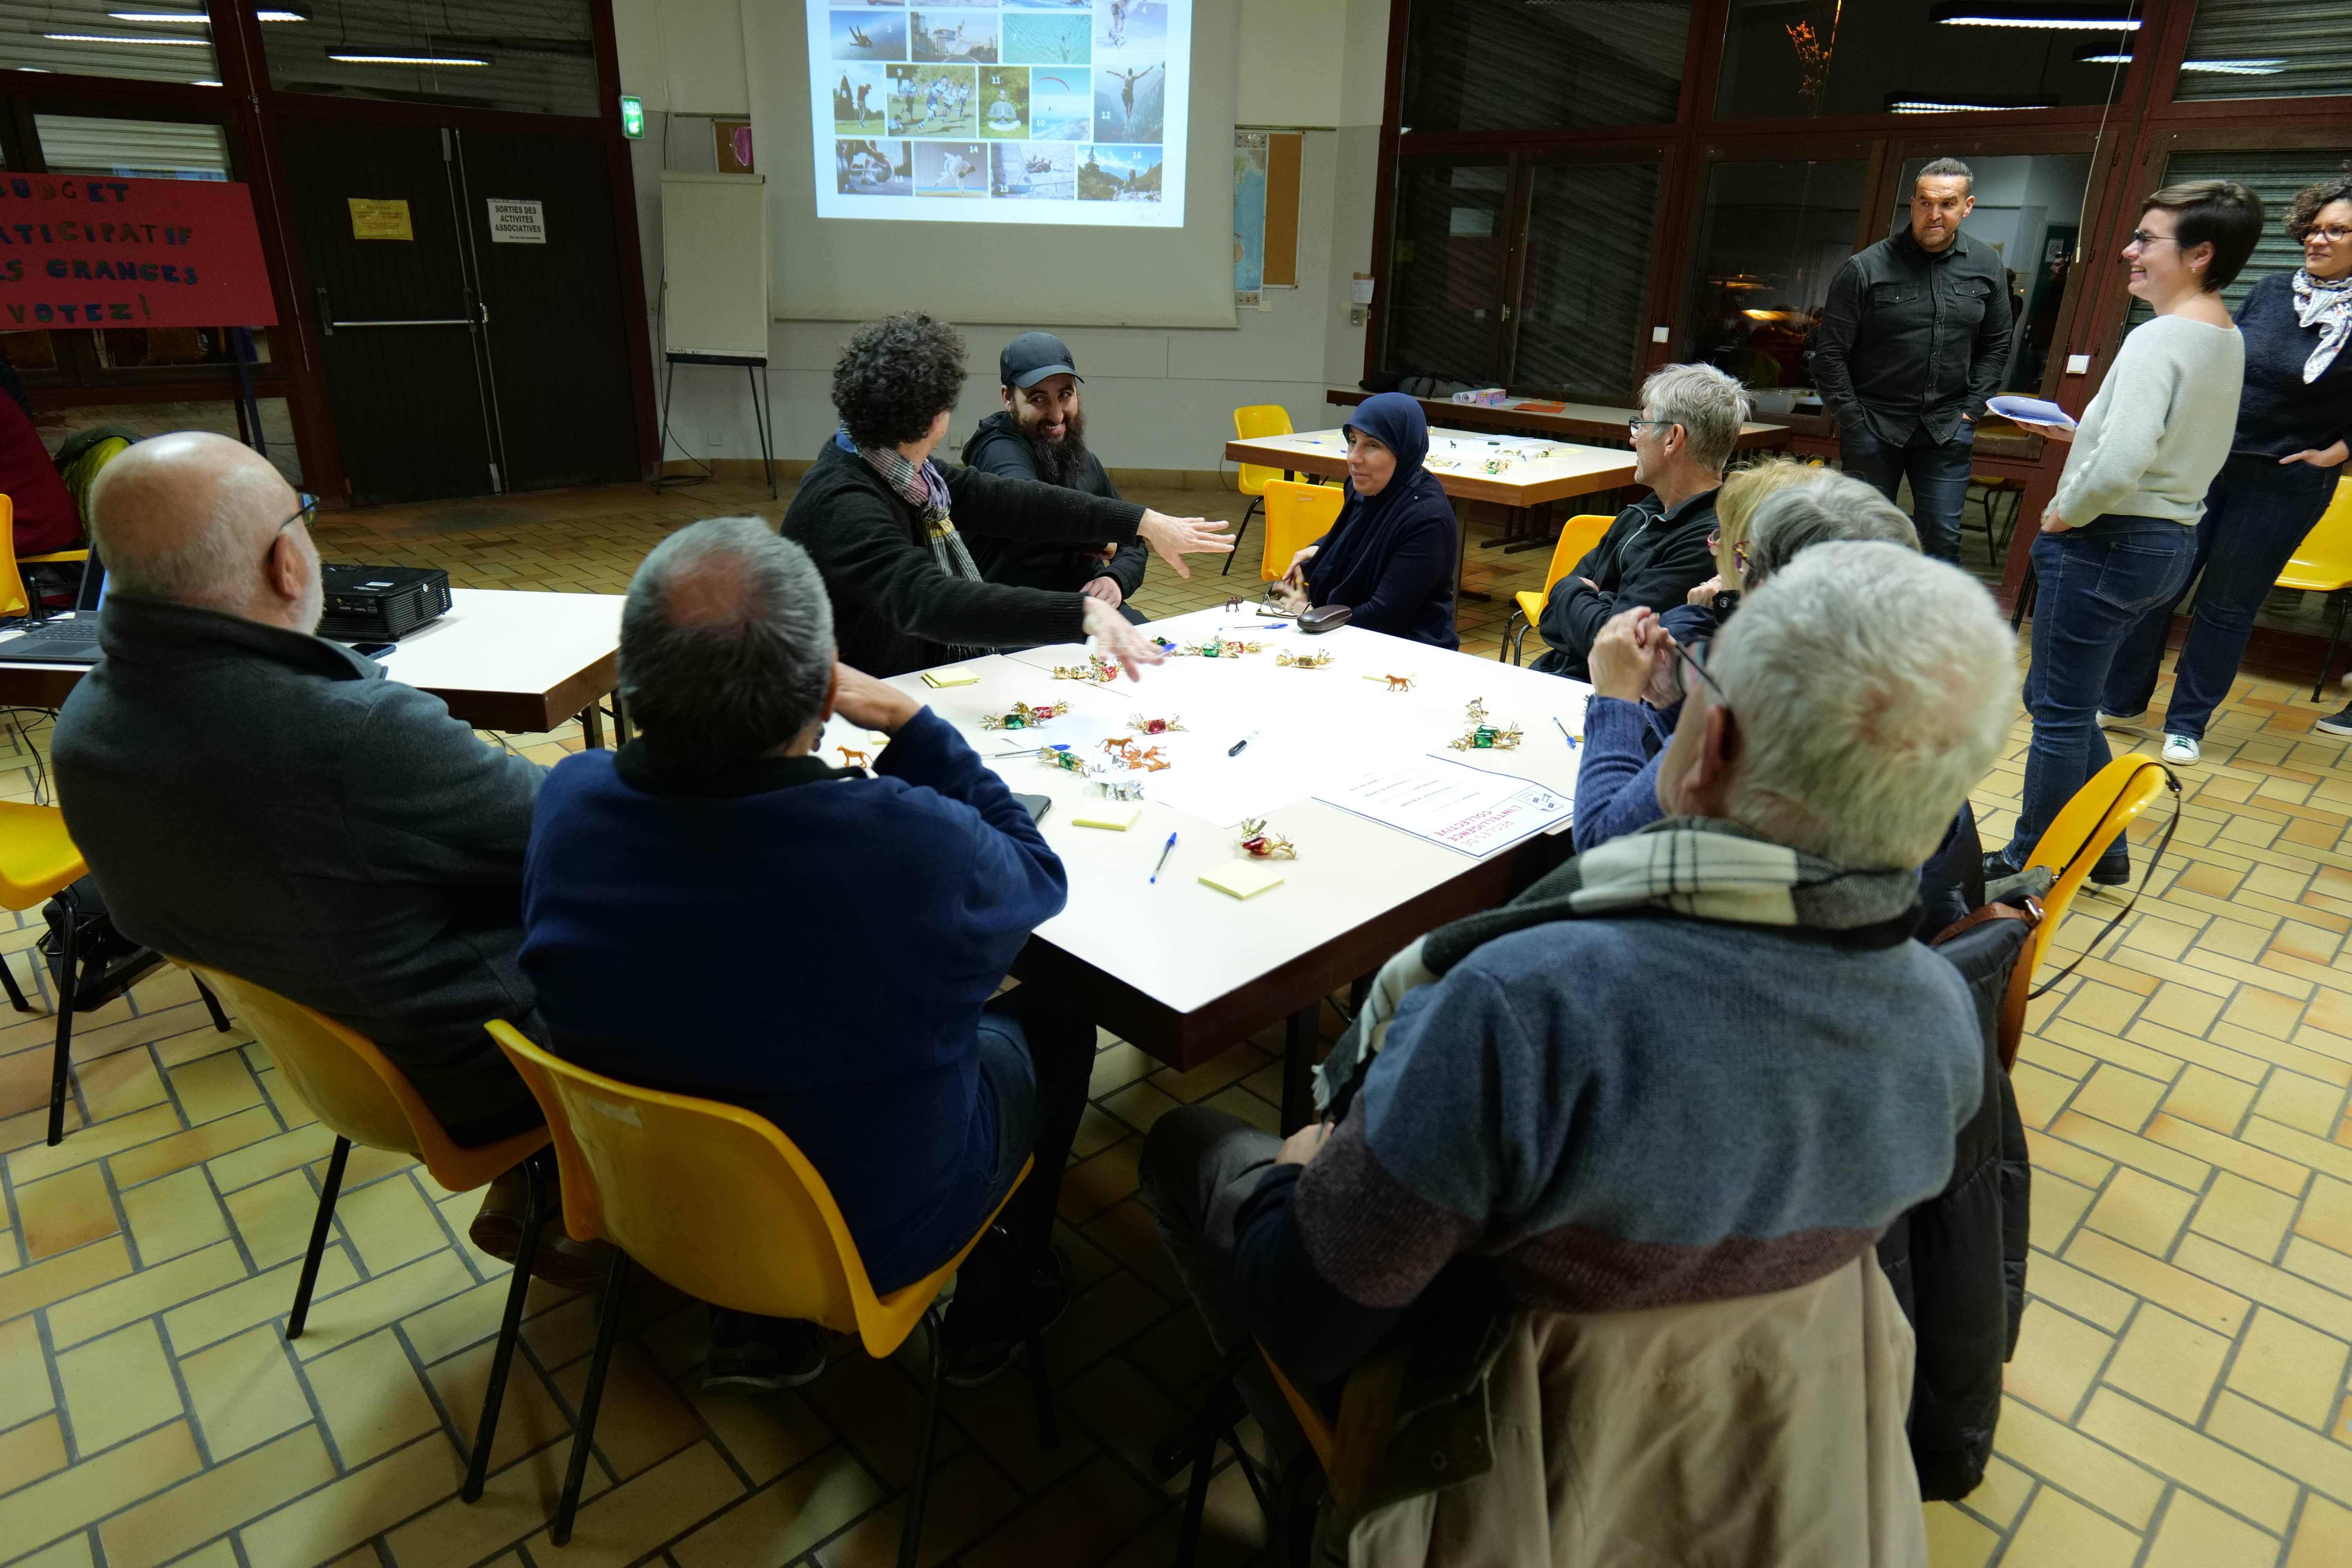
1325, 388, 1791, 454
0, 588, 627, 740
821, 605, 1595, 1126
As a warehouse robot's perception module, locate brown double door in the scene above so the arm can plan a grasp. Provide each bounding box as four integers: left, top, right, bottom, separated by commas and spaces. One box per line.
283, 117, 637, 506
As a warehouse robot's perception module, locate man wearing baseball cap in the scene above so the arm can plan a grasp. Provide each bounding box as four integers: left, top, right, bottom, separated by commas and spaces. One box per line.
960, 331, 1150, 624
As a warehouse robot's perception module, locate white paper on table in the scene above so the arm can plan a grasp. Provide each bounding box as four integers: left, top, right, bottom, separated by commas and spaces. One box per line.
1317, 753, 1573, 857
1141, 724, 1340, 827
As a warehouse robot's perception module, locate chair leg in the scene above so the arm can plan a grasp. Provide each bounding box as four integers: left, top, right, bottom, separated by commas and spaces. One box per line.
2010, 562, 2037, 633
1174, 1405, 1219, 1568
287, 1136, 352, 1339
193, 974, 233, 1033
463, 1151, 549, 1503
2313, 590, 2347, 703
45, 912, 84, 1147
553, 1249, 631, 1547
0, 946, 29, 1014
1222, 501, 1259, 576
897, 1304, 949, 1568
1005, 1223, 1058, 1451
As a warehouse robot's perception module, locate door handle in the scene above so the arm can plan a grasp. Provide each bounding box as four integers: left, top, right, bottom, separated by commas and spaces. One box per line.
316, 285, 332, 336
327, 318, 475, 328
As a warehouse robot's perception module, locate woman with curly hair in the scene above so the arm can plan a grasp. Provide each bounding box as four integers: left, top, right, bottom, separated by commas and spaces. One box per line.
2102, 174, 2352, 756
781, 312, 1230, 676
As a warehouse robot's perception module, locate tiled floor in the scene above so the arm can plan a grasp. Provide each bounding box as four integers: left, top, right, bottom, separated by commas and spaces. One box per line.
2, 473, 2350, 1568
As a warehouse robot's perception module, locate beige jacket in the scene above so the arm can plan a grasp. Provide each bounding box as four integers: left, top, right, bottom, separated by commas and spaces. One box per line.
1333, 1254, 1927, 1568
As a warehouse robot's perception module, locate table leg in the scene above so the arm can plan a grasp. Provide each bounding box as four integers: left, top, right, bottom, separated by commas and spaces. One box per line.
1504, 499, 1557, 554
579, 703, 606, 750
1451, 497, 1492, 605
610, 691, 632, 745
1280, 1002, 1321, 1134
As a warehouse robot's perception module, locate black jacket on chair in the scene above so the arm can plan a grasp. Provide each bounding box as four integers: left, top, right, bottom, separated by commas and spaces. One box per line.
1877, 908, 2033, 1501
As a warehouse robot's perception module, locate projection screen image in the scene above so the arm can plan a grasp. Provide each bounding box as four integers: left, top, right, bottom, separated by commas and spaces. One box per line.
810, 0, 1189, 226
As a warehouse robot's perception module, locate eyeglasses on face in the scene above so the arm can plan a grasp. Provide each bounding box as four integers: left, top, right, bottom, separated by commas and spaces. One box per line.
1626, 417, 1673, 436
276, 492, 319, 537
1704, 528, 1749, 575
2303, 224, 2352, 245
2125, 229, 2179, 250
1671, 635, 1730, 709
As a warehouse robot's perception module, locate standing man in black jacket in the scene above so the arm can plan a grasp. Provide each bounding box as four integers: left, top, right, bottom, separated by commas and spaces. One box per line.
960, 332, 1151, 624
1814, 158, 2014, 563
1532, 362, 1746, 681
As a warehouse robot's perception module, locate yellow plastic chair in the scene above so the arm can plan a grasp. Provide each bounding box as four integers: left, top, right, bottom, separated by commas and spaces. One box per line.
2278, 475, 2352, 701
1503, 513, 1613, 665
0, 493, 92, 619
1261, 478, 1344, 584
486, 1021, 1054, 1562
184, 965, 549, 1503
1998, 756, 2172, 1064
1227, 404, 1297, 577
0, 804, 210, 1147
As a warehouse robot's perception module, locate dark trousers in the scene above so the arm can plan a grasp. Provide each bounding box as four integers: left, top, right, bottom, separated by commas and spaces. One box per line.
1137, 1105, 1308, 1466
949, 990, 1098, 1319
2102, 454, 2339, 740
1842, 422, 1976, 563
2006, 517, 2197, 871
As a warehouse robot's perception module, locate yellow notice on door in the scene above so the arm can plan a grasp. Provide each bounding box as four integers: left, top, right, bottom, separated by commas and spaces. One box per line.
348, 198, 414, 241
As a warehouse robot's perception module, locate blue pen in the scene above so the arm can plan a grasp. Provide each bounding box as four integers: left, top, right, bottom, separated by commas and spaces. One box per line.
1149, 830, 1178, 884
1554, 715, 1580, 750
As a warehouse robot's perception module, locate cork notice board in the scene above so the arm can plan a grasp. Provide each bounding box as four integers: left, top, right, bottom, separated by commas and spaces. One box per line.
348, 198, 413, 241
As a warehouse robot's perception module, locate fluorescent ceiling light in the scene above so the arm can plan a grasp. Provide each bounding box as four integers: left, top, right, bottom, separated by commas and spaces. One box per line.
108, 10, 209, 21
1939, 15, 2140, 25
2079, 51, 2132, 62
2077, 50, 2283, 73
1889, 99, 2056, 112
192, 78, 221, 85
44, 32, 210, 44
256, 9, 308, 18
327, 52, 490, 65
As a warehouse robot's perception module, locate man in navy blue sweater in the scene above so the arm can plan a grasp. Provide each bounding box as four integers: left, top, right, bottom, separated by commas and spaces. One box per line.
521, 518, 1094, 1391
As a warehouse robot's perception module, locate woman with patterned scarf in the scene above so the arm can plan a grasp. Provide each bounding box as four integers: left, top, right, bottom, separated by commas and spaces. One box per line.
781, 312, 1232, 678
2104, 176, 2352, 756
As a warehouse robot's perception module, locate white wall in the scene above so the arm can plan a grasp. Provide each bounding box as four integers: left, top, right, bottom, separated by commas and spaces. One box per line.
610, 0, 1390, 472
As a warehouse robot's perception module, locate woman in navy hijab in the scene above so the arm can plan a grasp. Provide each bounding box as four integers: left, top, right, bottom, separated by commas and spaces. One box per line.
1276, 392, 1458, 648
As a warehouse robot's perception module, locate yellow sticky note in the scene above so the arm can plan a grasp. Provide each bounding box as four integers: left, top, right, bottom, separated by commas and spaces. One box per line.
1199, 859, 1284, 900
921, 667, 983, 688
347, 198, 413, 241
1071, 802, 1143, 831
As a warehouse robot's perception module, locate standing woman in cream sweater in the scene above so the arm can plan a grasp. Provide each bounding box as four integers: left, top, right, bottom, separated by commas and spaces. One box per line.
1991, 181, 2263, 886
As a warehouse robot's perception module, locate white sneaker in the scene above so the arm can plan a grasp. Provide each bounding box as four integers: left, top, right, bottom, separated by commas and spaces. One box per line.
2161, 735, 2200, 764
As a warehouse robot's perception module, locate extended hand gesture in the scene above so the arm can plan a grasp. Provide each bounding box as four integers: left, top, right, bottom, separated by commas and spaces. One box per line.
1135, 510, 1234, 578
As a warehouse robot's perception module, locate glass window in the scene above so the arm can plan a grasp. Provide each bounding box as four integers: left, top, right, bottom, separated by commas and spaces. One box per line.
1384, 162, 1510, 387
1512, 162, 1661, 400
2174, 0, 2352, 101
0, 1, 220, 87
1714, 1, 2134, 119
1401, 0, 1689, 134
1684, 158, 1865, 392
35, 114, 230, 179
1889, 154, 2090, 393
265, 0, 599, 118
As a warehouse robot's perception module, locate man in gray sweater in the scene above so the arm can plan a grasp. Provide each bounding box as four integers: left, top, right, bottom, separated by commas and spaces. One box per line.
53, 435, 584, 1276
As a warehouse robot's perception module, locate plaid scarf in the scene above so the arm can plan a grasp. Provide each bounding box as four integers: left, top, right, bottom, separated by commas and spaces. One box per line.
841, 426, 987, 659
2292, 269, 2352, 385
1315, 817, 1922, 1114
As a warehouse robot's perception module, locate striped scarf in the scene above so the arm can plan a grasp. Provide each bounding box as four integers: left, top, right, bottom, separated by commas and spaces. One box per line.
1316, 817, 1922, 1114
840, 427, 987, 659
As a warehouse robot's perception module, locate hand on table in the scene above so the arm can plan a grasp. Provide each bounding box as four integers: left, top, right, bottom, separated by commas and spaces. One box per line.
1136, 510, 1234, 578
1275, 1122, 1331, 1166
1588, 606, 1675, 704
2282, 441, 2350, 468
831, 662, 924, 735
1083, 595, 1167, 681
1080, 575, 1125, 610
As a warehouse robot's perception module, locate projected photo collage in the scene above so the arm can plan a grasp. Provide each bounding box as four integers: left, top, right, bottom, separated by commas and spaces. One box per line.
825, 0, 1168, 209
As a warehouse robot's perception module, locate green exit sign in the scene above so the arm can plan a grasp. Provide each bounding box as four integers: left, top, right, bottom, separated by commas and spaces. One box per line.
619, 95, 644, 138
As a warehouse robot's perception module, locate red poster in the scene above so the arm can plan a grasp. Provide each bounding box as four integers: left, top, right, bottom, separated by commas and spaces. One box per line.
0, 174, 278, 331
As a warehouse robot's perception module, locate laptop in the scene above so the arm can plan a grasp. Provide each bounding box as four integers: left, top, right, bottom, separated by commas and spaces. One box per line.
2, 553, 108, 665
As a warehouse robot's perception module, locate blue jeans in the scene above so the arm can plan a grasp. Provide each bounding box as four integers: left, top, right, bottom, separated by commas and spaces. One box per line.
1842, 421, 1975, 563
2102, 453, 2340, 739
938, 993, 1094, 1316
2007, 517, 2198, 869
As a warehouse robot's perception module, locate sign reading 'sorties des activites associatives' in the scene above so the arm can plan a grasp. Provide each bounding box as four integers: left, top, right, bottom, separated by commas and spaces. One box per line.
0, 173, 278, 330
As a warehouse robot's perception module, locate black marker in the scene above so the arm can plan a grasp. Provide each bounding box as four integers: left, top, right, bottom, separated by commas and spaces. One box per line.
1227, 729, 1260, 758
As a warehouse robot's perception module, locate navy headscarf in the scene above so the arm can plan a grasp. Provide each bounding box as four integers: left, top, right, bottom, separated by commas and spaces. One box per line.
1307, 392, 1458, 648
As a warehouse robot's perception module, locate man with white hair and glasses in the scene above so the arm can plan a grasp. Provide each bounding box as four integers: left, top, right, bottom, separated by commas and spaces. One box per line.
1531, 363, 1749, 682
1142, 543, 2017, 1557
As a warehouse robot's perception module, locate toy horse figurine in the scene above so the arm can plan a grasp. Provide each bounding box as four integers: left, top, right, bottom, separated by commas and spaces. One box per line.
1237, 818, 1296, 859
